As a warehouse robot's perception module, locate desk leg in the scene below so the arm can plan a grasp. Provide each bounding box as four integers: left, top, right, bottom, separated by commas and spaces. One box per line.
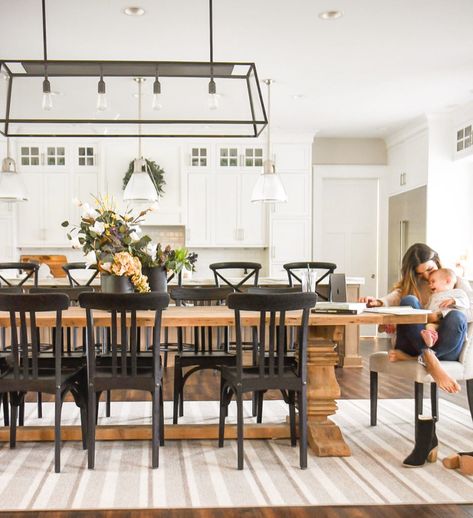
306, 325, 351, 457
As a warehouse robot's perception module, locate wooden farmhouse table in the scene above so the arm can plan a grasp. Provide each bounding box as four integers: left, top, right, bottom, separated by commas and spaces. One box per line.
0, 306, 427, 457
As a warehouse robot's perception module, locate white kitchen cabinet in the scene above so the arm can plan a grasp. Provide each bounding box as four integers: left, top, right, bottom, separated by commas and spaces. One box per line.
17, 173, 70, 246
213, 172, 267, 246
270, 172, 310, 217
0, 204, 15, 261
388, 132, 428, 195
186, 172, 213, 246
270, 217, 311, 276
187, 145, 212, 170
72, 172, 100, 221
272, 143, 311, 173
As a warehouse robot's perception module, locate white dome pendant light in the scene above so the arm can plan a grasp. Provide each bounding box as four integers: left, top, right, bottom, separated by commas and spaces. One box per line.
0, 138, 28, 202
123, 78, 159, 202
251, 79, 287, 203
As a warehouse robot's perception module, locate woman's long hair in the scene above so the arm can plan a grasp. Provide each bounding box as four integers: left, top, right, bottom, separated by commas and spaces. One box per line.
393, 243, 442, 299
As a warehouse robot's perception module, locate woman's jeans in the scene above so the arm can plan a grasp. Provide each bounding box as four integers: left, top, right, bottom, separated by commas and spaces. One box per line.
395, 295, 467, 360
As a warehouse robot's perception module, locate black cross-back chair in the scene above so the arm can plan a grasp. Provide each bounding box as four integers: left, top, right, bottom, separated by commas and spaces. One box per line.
219, 292, 316, 470
62, 262, 99, 287
284, 262, 337, 301
0, 262, 39, 288
0, 293, 88, 473
0, 287, 24, 426
209, 262, 261, 292
79, 291, 170, 469
170, 286, 234, 424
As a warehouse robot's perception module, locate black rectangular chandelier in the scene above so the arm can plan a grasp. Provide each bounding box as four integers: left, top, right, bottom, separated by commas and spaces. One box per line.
0, 60, 268, 138
0, 0, 268, 138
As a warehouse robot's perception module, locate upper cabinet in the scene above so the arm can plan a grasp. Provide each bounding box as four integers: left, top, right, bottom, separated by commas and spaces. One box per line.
16, 141, 100, 247
184, 144, 267, 248
387, 132, 428, 195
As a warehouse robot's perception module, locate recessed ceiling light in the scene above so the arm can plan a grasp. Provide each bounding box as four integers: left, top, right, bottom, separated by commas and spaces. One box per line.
292, 94, 305, 100
319, 10, 343, 20
123, 6, 145, 16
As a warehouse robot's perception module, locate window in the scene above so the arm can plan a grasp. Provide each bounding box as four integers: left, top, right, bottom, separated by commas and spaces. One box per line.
191, 147, 207, 167
47, 146, 66, 166
244, 147, 263, 167
78, 147, 95, 166
456, 125, 472, 152
219, 147, 238, 167
20, 146, 40, 166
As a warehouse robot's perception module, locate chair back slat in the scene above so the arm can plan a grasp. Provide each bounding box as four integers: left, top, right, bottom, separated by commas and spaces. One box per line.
19, 312, 28, 379
209, 262, 261, 292
120, 310, 128, 376
130, 310, 138, 376
258, 311, 265, 377
30, 312, 39, 379
10, 312, 19, 378
111, 311, 118, 376
278, 311, 286, 376
268, 311, 276, 377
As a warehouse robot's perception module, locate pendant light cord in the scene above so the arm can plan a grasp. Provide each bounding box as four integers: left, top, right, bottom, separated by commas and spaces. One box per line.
138, 78, 142, 157
265, 79, 272, 169
209, 0, 214, 81
42, 0, 48, 78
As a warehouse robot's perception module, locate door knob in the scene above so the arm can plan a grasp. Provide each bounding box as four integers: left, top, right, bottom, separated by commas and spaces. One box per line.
371, 274, 376, 279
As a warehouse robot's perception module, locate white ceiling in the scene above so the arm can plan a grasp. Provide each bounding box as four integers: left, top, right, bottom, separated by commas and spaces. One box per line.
2, 0, 473, 138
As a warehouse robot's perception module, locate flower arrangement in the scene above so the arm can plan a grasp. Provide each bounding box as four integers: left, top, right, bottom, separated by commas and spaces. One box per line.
62, 195, 198, 292
62, 196, 153, 292
138, 243, 198, 274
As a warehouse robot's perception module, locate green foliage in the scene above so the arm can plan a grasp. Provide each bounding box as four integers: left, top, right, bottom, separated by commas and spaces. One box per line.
122, 159, 166, 198
137, 243, 198, 273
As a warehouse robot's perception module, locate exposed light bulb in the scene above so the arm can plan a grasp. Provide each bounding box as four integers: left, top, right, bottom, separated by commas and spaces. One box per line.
97, 75, 107, 111
208, 79, 218, 110
42, 77, 52, 111
152, 77, 162, 110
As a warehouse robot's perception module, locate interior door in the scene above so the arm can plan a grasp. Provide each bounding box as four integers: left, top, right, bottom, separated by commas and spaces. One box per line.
320, 177, 379, 335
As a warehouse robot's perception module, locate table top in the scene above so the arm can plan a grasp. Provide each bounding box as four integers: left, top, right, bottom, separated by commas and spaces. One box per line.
0, 305, 427, 328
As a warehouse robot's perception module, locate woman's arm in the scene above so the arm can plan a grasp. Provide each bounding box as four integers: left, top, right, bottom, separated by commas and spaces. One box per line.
359, 288, 401, 307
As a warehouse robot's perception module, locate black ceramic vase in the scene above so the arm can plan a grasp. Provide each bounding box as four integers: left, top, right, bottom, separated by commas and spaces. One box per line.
143, 266, 168, 293
100, 274, 134, 293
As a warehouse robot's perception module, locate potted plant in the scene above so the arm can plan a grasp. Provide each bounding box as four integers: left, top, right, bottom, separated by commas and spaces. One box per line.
62, 196, 153, 293
137, 243, 198, 292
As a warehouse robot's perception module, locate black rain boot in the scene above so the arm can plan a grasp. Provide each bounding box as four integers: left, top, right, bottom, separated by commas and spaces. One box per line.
403, 417, 438, 467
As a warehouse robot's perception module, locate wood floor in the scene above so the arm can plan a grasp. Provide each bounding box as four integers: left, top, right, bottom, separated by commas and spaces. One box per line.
10, 337, 473, 518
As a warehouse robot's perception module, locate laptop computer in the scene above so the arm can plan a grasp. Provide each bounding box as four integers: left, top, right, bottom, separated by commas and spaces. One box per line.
329, 273, 347, 302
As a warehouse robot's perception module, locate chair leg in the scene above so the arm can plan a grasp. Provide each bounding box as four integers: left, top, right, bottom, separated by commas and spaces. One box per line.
152, 387, 160, 469
2, 393, 9, 426
430, 382, 439, 422
88, 391, 96, 469
80, 405, 87, 450
10, 401, 17, 449
289, 392, 296, 447
19, 393, 25, 427
236, 389, 244, 470
54, 393, 62, 473
159, 386, 165, 447
218, 379, 226, 448
106, 390, 111, 417
370, 371, 378, 426
37, 392, 42, 419
163, 328, 169, 369
299, 385, 308, 469
173, 357, 182, 424
256, 391, 264, 424
414, 382, 424, 416
466, 379, 473, 423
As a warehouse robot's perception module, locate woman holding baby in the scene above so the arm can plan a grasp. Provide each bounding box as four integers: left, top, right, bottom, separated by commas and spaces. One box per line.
361, 243, 473, 469
361, 243, 472, 394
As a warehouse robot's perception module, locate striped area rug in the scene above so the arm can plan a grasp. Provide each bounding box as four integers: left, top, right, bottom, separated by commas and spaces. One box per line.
0, 398, 472, 510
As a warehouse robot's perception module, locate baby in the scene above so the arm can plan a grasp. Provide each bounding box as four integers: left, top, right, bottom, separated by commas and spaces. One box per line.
421, 268, 469, 347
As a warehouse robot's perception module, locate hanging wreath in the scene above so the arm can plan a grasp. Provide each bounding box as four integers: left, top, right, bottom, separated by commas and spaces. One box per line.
122, 159, 166, 198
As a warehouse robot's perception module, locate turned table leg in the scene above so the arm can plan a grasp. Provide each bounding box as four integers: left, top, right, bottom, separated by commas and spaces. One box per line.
306, 325, 351, 456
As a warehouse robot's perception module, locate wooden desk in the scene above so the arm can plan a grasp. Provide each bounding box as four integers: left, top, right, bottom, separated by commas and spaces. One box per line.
0, 307, 427, 456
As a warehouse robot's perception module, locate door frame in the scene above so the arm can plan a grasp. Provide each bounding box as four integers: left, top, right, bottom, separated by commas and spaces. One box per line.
312, 164, 389, 299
